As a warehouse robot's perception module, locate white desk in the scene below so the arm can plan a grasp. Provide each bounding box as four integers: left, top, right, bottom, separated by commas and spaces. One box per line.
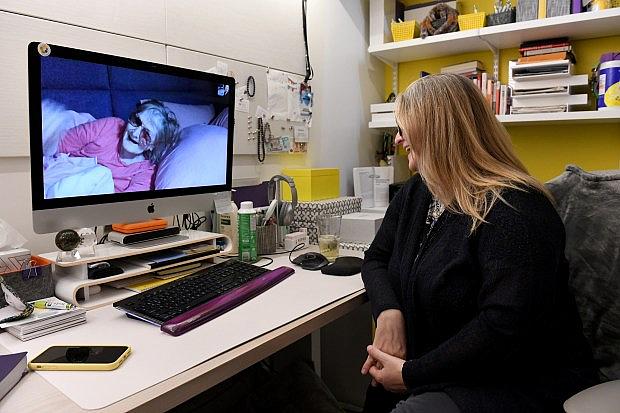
0, 250, 367, 412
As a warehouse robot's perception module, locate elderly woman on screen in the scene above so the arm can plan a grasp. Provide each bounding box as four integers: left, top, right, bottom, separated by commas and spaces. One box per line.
58, 99, 179, 193
360, 74, 597, 413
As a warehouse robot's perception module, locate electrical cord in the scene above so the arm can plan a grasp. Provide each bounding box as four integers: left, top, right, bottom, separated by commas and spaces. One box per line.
302, 0, 313, 83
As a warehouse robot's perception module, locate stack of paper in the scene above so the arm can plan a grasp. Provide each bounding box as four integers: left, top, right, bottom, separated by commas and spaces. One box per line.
0, 297, 86, 341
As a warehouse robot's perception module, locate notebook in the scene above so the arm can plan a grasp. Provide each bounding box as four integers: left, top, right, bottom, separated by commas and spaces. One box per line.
0, 352, 27, 401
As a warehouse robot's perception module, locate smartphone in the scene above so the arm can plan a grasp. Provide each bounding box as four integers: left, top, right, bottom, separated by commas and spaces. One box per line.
29, 345, 131, 371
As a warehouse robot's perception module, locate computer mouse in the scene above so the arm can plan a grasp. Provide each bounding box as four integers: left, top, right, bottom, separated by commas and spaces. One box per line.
291, 252, 329, 271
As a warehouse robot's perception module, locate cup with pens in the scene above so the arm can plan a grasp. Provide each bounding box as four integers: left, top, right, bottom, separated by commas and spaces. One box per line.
487, 0, 516, 26
256, 209, 277, 255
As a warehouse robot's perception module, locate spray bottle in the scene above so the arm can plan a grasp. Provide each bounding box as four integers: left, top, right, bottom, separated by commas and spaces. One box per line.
238, 201, 257, 262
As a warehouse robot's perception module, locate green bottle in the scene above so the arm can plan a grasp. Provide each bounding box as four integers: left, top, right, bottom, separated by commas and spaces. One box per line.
238, 201, 257, 262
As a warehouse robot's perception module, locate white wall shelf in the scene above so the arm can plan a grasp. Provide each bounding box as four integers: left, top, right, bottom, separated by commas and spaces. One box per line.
369, 111, 620, 128
497, 110, 620, 125
368, 8, 620, 64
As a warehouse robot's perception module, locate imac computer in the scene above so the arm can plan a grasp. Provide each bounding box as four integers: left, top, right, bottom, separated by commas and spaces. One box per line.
28, 42, 235, 234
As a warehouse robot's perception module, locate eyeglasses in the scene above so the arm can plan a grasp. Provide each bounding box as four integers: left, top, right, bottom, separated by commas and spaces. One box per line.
128, 112, 153, 146
395, 123, 403, 138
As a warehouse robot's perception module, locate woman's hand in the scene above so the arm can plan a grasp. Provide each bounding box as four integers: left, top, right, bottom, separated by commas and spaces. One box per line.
365, 345, 407, 393
361, 309, 406, 385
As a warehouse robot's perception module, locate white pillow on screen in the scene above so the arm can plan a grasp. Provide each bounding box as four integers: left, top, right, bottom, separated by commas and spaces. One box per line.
42, 99, 95, 157
158, 101, 215, 130
155, 124, 228, 190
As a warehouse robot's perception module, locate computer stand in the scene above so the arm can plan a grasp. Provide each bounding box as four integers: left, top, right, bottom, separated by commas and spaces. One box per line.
40, 230, 232, 309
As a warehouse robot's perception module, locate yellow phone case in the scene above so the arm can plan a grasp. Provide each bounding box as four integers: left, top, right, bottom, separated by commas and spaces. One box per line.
28, 345, 131, 371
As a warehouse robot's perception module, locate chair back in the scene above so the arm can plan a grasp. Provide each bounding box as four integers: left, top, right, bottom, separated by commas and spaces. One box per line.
546, 165, 620, 381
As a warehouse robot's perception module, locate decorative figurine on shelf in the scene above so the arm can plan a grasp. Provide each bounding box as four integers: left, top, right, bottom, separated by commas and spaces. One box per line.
420, 3, 459, 39
55, 228, 97, 262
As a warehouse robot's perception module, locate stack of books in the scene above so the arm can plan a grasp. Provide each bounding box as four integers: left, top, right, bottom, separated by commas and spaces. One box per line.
441, 60, 485, 80
509, 39, 588, 114
0, 297, 86, 341
441, 61, 512, 115
517, 37, 576, 65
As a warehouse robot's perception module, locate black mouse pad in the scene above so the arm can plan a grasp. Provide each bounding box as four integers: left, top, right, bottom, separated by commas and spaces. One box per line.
321, 256, 363, 277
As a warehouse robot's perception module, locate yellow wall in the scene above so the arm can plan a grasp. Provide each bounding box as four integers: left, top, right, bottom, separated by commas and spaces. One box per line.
388, 0, 620, 181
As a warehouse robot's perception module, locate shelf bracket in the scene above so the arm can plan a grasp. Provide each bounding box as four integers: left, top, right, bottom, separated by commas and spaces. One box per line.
391, 63, 398, 96
480, 37, 499, 82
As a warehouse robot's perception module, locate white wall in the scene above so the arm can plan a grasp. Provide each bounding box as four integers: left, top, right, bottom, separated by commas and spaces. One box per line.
307, 0, 385, 196
0, 0, 383, 255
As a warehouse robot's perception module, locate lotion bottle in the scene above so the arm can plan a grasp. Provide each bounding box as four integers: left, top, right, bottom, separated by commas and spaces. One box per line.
238, 201, 257, 262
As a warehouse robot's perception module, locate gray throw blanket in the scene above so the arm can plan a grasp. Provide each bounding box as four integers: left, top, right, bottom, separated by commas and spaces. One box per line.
546, 165, 620, 381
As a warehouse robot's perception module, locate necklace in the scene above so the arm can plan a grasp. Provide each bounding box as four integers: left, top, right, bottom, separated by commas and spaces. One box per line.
426, 197, 445, 226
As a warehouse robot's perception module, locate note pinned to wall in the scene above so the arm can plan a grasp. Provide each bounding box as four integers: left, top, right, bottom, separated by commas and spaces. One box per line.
293, 125, 308, 142
235, 86, 249, 113
266, 68, 303, 122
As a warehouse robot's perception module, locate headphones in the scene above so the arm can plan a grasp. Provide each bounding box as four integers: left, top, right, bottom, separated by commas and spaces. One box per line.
267, 175, 298, 226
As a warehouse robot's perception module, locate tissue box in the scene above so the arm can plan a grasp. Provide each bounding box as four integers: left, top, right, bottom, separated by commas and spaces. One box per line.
0, 248, 31, 274
281, 168, 340, 201
290, 196, 362, 244
340, 213, 383, 244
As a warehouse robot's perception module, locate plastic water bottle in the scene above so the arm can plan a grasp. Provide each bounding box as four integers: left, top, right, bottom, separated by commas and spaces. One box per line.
238, 201, 257, 262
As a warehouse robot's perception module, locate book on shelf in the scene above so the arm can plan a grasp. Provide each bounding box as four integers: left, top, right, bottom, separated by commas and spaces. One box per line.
517, 51, 576, 64
522, 45, 572, 57
512, 93, 588, 107
0, 352, 27, 401
440, 60, 484, 75
519, 37, 569, 50
0, 297, 86, 341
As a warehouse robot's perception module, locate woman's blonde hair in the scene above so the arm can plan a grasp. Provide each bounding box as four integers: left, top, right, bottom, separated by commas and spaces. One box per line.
394, 73, 552, 232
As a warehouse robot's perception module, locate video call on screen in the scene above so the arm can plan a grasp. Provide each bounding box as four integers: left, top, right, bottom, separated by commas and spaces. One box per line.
39, 55, 230, 199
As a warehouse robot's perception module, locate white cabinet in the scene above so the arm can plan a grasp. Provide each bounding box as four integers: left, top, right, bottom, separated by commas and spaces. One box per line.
0, 0, 167, 43
0, 11, 166, 157
165, 0, 305, 75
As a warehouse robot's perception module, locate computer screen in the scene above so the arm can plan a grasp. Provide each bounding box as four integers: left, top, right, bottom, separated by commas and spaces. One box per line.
28, 42, 235, 233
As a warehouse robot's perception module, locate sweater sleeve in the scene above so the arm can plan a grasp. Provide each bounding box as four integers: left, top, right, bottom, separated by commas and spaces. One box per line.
361, 182, 407, 320
402, 193, 563, 388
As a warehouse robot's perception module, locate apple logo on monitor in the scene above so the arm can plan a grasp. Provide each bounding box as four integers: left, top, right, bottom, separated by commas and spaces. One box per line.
147, 203, 155, 214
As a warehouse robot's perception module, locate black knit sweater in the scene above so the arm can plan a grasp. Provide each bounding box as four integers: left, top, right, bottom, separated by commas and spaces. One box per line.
362, 175, 597, 413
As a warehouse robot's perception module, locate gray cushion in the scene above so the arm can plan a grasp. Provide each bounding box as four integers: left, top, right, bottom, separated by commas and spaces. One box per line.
546, 165, 620, 381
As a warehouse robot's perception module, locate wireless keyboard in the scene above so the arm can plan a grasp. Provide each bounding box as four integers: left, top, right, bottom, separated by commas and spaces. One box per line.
113, 259, 294, 336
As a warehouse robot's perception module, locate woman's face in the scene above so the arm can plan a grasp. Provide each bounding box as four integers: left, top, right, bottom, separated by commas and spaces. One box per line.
394, 122, 417, 171
122, 110, 161, 156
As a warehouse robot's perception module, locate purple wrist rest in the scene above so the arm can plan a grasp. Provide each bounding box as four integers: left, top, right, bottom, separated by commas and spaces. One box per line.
161, 265, 295, 336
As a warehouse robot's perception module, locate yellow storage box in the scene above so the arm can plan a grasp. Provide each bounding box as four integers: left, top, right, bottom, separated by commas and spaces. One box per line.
281, 168, 340, 201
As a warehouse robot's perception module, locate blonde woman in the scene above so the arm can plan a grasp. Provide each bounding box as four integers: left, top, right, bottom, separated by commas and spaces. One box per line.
360, 74, 597, 413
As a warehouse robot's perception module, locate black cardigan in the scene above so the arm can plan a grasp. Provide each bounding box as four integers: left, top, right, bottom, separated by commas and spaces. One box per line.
362, 175, 597, 413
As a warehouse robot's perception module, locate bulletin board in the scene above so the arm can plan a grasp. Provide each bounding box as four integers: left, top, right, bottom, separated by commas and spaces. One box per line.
167, 47, 311, 159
